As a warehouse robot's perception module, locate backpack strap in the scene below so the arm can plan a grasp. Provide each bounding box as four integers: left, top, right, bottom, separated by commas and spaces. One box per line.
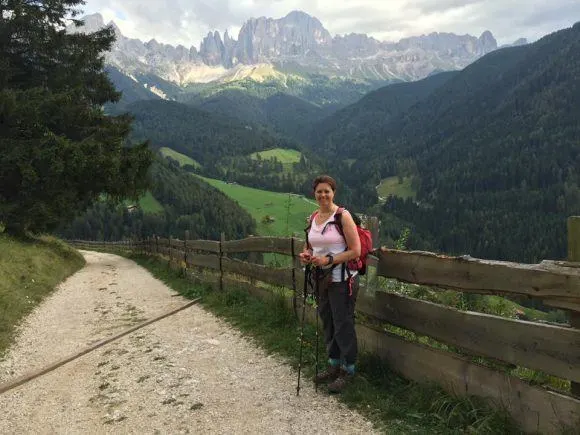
333, 207, 345, 237
304, 211, 318, 249
329, 207, 351, 284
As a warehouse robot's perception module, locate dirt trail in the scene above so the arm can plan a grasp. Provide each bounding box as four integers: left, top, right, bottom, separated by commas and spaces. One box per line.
0, 251, 376, 434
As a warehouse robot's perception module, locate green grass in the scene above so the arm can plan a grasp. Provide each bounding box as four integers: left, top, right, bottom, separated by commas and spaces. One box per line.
0, 234, 85, 356
249, 148, 302, 173
128, 254, 521, 434
377, 176, 416, 200
159, 147, 201, 169
194, 174, 316, 237
138, 191, 164, 214
249, 148, 302, 165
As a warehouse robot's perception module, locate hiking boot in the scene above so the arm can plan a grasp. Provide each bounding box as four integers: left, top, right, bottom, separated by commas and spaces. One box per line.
313, 365, 341, 384
327, 369, 354, 394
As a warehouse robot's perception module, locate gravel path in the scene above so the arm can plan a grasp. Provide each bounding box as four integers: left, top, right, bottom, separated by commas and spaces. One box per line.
0, 251, 376, 434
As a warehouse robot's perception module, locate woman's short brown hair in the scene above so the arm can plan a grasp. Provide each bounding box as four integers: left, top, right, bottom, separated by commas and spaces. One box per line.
312, 175, 337, 192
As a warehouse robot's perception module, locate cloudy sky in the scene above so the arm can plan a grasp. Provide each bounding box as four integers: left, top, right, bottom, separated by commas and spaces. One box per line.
81, 0, 580, 47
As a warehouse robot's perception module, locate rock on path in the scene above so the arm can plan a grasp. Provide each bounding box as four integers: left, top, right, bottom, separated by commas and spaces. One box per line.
0, 251, 376, 434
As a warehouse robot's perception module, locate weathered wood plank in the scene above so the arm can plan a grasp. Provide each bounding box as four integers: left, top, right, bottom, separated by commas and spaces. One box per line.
186, 254, 220, 271
185, 240, 220, 253
357, 291, 580, 383
221, 237, 293, 255
357, 324, 580, 434
366, 255, 378, 269
544, 299, 580, 313
293, 238, 306, 257
221, 258, 293, 288
157, 238, 170, 247
376, 248, 580, 301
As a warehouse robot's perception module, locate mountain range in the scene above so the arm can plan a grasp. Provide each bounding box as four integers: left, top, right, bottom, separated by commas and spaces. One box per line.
71, 11, 526, 91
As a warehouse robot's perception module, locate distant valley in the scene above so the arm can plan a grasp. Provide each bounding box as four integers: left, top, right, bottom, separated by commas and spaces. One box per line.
65, 11, 580, 265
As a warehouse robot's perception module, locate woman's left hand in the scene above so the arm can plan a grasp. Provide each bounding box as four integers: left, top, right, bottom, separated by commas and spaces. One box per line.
311, 256, 331, 267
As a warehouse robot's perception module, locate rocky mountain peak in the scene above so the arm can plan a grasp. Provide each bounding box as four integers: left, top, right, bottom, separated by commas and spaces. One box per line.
200, 31, 225, 66
478, 30, 497, 53
284, 10, 313, 21
235, 10, 332, 63
73, 11, 517, 85
76, 12, 105, 33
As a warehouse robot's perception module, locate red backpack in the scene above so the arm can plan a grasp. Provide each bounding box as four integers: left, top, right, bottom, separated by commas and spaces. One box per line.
305, 207, 373, 275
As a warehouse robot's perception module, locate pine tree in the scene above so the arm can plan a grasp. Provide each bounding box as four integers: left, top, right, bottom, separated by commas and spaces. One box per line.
0, 0, 152, 235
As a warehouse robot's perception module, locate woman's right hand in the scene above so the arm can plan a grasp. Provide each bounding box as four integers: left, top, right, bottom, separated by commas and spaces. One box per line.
299, 251, 312, 265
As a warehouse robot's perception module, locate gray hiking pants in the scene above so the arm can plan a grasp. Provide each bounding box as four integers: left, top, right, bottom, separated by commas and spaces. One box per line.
316, 275, 359, 366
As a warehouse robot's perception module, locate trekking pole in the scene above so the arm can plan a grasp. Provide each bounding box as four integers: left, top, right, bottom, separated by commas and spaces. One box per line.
314, 274, 320, 393
296, 264, 310, 396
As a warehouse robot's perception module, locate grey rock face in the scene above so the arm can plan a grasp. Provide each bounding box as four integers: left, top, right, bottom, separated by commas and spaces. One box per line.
71, 11, 510, 85
235, 11, 332, 63
200, 31, 225, 66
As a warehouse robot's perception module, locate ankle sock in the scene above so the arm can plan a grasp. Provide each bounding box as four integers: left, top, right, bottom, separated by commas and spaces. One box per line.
343, 364, 355, 375
328, 358, 341, 367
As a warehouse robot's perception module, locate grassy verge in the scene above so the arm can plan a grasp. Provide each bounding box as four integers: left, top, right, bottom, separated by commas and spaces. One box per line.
129, 254, 521, 434
0, 234, 85, 356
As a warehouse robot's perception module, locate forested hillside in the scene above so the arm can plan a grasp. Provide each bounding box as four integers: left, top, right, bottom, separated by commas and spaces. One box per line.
60, 159, 256, 241
104, 66, 160, 105
319, 23, 580, 262
309, 71, 457, 152
118, 100, 286, 165
189, 90, 330, 142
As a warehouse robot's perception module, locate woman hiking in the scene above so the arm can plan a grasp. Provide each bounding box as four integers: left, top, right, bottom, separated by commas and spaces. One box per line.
299, 175, 361, 393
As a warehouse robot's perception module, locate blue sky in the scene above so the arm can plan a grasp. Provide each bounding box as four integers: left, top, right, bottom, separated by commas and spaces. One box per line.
80, 0, 580, 47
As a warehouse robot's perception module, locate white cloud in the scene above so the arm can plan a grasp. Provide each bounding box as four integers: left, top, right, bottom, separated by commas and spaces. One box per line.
80, 0, 580, 48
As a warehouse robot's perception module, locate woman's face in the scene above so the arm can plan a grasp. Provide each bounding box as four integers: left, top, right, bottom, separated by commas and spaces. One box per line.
314, 182, 335, 207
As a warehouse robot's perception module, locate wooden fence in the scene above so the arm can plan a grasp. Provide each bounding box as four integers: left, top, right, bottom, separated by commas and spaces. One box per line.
69, 217, 580, 433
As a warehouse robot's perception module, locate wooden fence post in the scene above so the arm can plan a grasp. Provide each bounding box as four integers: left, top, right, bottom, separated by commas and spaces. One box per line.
219, 232, 225, 292
184, 231, 189, 277
155, 235, 159, 256
291, 236, 298, 317
568, 216, 580, 397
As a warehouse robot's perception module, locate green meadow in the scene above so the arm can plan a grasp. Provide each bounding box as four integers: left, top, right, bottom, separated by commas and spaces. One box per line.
377, 176, 417, 200
159, 147, 201, 169
195, 175, 316, 237
249, 148, 302, 172
249, 148, 302, 164
138, 191, 164, 214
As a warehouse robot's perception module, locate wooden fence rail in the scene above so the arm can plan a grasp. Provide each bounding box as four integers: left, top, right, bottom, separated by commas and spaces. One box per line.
357, 292, 580, 383
69, 223, 580, 433
377, 248, 580, 310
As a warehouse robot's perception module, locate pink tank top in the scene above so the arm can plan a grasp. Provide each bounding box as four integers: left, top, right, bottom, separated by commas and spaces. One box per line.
308, 211, 357, 282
